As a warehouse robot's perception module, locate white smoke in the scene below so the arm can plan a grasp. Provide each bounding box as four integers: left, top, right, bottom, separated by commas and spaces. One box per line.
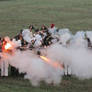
8, 50, 64, 86
3, 29, 92, 86
58, 28, 73, 46
40, 30, 92, 79
46, 43, 92, 79
70, 31, 87, 48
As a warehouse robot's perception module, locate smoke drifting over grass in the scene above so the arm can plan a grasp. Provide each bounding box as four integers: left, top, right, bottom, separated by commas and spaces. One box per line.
46, 43, 92, 79
9, 50, 64, 86
4, 30, 92, 86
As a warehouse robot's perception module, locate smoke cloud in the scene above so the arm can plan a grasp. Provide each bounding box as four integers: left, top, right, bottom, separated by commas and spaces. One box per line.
8, 50, 64, 86
46, 43, 92, 79
3, 30, 92, 86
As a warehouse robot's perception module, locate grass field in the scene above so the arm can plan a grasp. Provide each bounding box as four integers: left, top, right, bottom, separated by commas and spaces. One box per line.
0, 76, 92, 92
0, 0, 92, 37
0, 0, 92, 92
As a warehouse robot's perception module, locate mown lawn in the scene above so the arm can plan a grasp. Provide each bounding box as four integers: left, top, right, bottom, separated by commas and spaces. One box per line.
0, 0, 92, 37
0, 76, 92, 92
0, 0, 92, 92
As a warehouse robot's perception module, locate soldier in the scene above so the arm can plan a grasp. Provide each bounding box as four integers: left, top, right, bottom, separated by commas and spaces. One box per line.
48, 24, 58, 36
84, 33, 92, 48
0, 38, 9, 77
87, 37, 92, 48
33, 29, 42, 48
40, 25, 50, 39
40, 24, 48, 32
22, 25, 35, 43
29, 25, 35, 34
42, 31, 53, 47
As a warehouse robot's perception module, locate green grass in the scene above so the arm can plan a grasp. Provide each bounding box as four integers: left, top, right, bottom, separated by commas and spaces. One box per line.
0, 76, 92, 92
0, 0, 92, 37
0, 1, 92, 91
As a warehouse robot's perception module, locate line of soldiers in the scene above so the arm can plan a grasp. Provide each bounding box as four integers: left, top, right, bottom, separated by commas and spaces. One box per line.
0, 24, 59, 77
13, 24, 58, 49
0, 24, 92, 77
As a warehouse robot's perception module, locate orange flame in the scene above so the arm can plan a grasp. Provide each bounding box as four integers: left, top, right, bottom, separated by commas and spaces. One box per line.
2, 42, 14, 55
5, 43, 12, 50
40, 56, 63, 69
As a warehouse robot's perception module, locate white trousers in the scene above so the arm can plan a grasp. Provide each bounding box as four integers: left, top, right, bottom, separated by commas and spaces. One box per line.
0, 60, 9, 76
64, 64, 72, 76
